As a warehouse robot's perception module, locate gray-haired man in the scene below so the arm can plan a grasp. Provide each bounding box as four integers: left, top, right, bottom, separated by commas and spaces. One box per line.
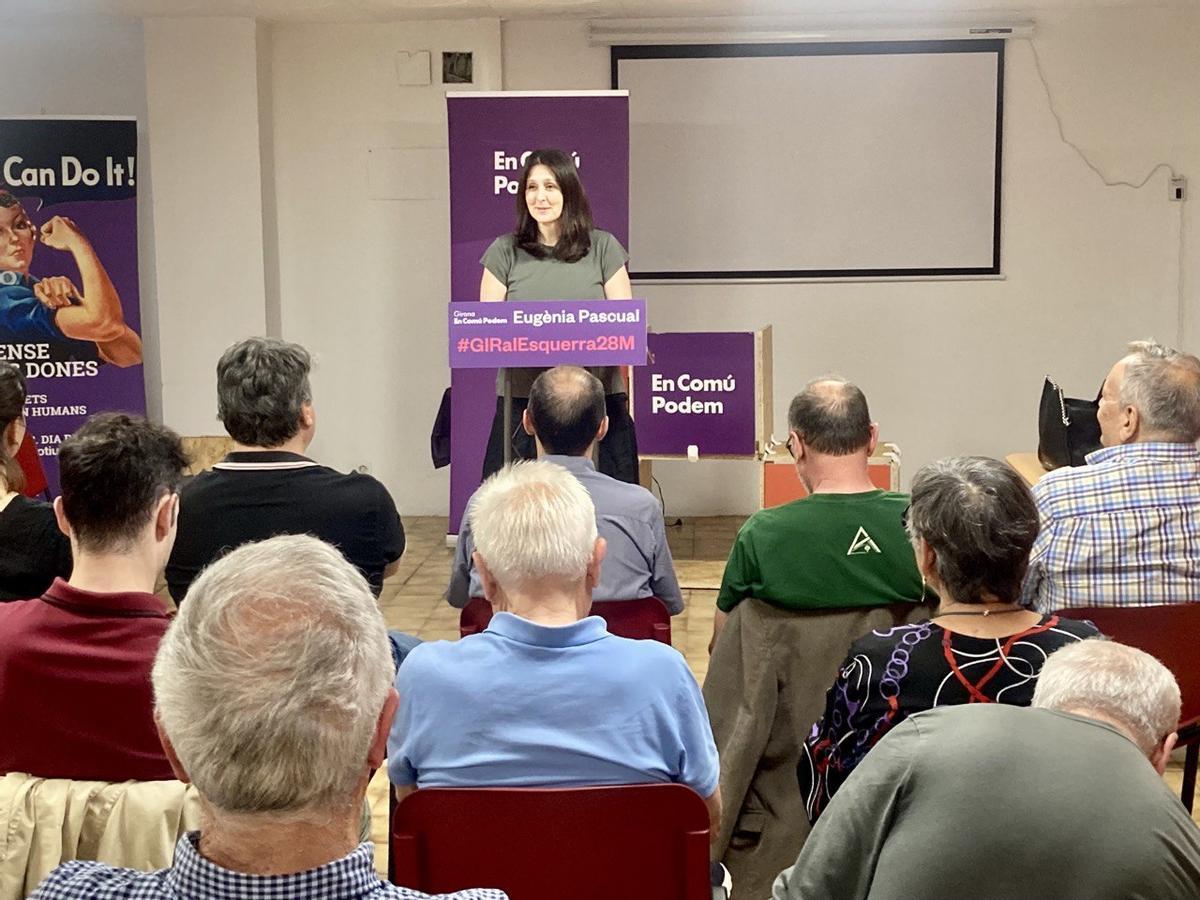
166, 338, 406, 603
1023, 340, 1200, 610
32, 535, 505, 899
773, 640, 1200, 900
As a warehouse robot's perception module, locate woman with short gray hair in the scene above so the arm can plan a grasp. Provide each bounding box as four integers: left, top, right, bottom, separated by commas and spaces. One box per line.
799, 456, 1100, 821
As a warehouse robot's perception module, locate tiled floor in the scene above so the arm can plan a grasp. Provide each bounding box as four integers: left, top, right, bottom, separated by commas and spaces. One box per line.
367, 515, 1200, 875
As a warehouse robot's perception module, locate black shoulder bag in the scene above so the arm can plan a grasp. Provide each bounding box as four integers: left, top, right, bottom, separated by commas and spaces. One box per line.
1037, 376, 1102, 470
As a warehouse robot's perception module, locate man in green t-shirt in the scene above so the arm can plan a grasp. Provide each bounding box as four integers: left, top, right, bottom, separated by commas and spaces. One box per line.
711, 377, 922, 651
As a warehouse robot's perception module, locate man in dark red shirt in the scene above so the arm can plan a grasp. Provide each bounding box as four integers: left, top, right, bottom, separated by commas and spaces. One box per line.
0, 413, 187, 782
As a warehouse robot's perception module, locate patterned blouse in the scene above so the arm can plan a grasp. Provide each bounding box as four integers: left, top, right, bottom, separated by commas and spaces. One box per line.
799, 614, 1100, 822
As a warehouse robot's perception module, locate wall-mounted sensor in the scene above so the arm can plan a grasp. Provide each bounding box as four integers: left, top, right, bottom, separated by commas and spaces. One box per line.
1170, 176, 1187, 202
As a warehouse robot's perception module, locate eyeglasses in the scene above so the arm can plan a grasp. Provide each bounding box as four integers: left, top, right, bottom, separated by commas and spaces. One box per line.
785, 434, 795, 457
900, 503, 911, 530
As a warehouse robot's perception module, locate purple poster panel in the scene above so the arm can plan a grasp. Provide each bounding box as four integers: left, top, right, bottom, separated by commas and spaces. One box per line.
632, 332, 757, 457
0, 118, 145, 494
447, 92, 629, 532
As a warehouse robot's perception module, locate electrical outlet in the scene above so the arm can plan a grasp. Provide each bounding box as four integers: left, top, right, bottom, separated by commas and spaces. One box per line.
1170, 176, 1187, 202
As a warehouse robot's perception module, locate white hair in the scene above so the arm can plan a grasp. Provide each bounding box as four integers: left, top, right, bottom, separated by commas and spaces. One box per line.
1119, 339, 1200, 443
469, 459, 597, 589
1032, 639, 1181, 756
153, 534, 393, 815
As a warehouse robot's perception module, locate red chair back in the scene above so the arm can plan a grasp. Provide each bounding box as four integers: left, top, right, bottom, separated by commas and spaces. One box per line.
391, 784, 711, 899
1055, 604, 1200, 725
459, 597, 672, 644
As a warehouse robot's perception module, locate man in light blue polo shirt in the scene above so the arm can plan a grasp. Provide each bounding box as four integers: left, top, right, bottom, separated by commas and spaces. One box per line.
447, 365, 683, 614
389, 459, 721, 831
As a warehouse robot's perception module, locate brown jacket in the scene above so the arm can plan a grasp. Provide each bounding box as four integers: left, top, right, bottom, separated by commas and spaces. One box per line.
703, 598, 930, 900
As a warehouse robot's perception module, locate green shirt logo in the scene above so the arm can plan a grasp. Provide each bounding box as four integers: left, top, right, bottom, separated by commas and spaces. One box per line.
847, 526, 882, 556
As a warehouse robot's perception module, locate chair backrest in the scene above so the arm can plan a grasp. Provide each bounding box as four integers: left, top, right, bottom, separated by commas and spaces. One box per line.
460, 597, 672, 644
391, 784, 711, 899
1055, 604, 1200, 725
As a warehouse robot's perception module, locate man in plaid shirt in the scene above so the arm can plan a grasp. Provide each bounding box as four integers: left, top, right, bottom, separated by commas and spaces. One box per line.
1023, 340, 1200, 611
31, 535, 505, 900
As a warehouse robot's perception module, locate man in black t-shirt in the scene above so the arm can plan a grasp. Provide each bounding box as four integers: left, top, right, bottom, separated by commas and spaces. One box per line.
166, 338, 405, 604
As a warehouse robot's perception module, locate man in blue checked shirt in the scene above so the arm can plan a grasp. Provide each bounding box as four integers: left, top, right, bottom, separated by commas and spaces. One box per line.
1022, 340, 1200, 611
31, 535, 505, 900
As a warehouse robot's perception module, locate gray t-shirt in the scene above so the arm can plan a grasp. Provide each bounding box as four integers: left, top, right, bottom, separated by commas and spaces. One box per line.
482, 229, 628, 396
774, 704, 1200, 900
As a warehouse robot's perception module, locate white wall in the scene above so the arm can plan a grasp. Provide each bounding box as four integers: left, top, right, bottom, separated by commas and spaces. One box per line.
269, 20, 502, 513
0, 16, 162, 420
503, 9, 1200, 516
144, 17, 270, 437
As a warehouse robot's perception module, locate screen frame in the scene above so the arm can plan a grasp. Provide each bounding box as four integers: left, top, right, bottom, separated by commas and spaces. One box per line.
611, 39, 1005, 280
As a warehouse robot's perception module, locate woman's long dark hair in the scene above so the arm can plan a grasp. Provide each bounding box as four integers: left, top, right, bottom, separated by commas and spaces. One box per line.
513, 149, 594, 263
0, 363, 27, 492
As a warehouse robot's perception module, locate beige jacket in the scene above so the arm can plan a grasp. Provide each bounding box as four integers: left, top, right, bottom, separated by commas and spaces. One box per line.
0, 772, 200, 899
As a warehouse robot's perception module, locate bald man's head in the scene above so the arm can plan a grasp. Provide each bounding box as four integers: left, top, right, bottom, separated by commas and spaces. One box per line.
787, 377, 873, 456
528, 366, 607, 456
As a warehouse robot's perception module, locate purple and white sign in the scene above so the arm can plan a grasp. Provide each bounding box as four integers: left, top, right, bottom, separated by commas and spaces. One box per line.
0, 118, 145, 494
449, 300, 645, 369
633, 332, 758, 457
447, 92, 629, 532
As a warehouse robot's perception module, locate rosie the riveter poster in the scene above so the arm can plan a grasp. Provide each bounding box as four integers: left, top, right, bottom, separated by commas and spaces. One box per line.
0, 117, 146, 493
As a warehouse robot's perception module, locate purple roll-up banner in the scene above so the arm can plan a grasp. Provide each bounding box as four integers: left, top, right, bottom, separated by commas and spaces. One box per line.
446, 92, 629, 534
0, 118, 146, 495
632, 332, 758, 457
449, 300, 646, 369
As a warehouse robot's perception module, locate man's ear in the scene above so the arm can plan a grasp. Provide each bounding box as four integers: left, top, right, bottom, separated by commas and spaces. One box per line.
521, 408, 536, 437
52, 496, 72, 539
1122, 404, 1141, 443
300, 402, 316, 431
867, 422, 880, 456
473, 551, 500, 605
156, 719, 191, 784
587, 537, 607, 589
368, 687, 400, 770
155, 493, 178, 542
1150, 731, 1178, 776
595, 416, 610, 444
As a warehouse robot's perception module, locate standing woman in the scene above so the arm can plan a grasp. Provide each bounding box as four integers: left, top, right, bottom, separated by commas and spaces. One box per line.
0, 363, 71, 601
479, 148, 638, 483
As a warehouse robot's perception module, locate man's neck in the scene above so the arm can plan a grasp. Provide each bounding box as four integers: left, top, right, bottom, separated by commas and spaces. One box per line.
197, 802, 361, 876
505, 587, 587, 626
231, 436, 310, 456
1054, 706, 1142, 748
68, 550, 159, 595
803, 452, 876, 495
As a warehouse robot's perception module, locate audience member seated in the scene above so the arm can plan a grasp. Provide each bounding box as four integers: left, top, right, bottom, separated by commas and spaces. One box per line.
709, 377, 923, 650
774, 640, 1200, 900
447, 365, 683, 615
702, 377, 928, 899
0, 413, 185, 781
166, 337, 406, 601
1023, 339, 1200, 609
800, 456, 1099, 820
31, 534, 505, 900
389, 460, 720, 832
0, 362, 70, 601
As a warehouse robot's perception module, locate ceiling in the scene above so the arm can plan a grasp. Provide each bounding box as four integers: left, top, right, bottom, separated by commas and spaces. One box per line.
7, 0, 1198, 22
